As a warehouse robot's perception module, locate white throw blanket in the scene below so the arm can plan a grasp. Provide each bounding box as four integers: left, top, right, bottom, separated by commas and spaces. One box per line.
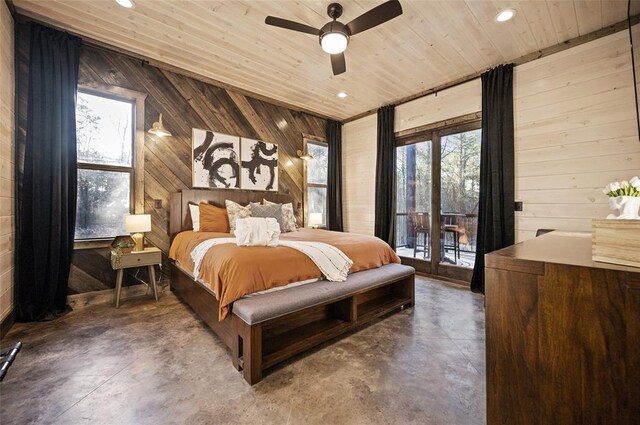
278, 240, 353, 282
234, 217, 280, 247
190, 238, 353, 282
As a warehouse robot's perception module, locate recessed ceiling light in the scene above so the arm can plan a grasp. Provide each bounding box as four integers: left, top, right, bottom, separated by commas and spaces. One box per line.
337, 91, 348, 98
115, 0, 134, 8
495, 8, 516, 22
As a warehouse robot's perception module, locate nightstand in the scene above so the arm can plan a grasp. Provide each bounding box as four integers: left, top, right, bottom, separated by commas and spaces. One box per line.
111, 247, 162, 308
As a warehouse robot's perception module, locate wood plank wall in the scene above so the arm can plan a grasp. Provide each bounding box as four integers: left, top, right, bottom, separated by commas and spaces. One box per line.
0, 2, 15, 322
514, 29, 639, 241
342, 29, 640, 242
342, 114, 378, 236
342, 80, 481, 235
15, 22, 326, 294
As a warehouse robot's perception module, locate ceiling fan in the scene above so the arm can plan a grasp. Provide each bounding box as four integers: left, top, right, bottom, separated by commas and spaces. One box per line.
265, 0, 403, 76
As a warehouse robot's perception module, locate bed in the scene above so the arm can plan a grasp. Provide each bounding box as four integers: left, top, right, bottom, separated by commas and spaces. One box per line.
169, 189, 415, 384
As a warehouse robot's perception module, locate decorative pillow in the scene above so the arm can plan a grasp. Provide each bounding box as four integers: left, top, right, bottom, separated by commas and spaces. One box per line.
225, 200, 252, 234
264, 199, 297, 232
250, 203, 285, 232
189, 204, 200, 231
249, 201, 262, 209
199, 202, 230, 233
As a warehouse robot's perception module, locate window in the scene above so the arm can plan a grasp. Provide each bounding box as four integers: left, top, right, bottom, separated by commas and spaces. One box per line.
395, 115, 481, 282
75, 90, 135, 240
304, 138, 328, 226
396, 140, 432, 259
439, 127, 481, 268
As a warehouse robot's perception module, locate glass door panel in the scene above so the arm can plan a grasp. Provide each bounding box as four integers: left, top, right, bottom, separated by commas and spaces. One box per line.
395, 141, 432, 261
439, 129, 481, 269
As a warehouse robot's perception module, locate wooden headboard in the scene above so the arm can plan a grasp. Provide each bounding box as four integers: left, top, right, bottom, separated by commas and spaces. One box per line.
169, 189, 295, 240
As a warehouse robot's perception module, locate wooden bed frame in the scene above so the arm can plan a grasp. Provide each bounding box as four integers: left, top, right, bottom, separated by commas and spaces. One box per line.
169, 189, 415, 384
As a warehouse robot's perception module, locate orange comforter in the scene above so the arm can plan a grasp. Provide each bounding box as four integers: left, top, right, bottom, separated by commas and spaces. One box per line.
169, 228, 400, 320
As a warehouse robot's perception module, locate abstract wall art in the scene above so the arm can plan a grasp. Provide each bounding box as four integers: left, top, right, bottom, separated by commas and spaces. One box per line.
192, 129, 240, 189
240, 138, 279, 191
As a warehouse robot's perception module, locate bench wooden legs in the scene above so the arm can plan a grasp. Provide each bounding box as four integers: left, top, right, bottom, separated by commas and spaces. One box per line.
233, 316, 263, 385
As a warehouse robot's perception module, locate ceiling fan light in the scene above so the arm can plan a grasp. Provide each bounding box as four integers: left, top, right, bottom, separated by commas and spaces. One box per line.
321, 32, 348, 54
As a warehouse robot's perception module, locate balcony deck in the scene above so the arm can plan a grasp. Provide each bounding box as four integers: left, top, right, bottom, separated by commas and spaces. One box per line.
396, 247, 476, 268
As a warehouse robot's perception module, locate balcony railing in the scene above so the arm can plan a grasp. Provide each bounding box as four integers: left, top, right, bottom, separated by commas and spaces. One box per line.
395, 212, 478, 253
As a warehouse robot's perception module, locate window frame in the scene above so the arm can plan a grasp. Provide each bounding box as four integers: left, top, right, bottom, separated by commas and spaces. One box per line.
302, 134, 328, 227
74, 85, 147, 249
395, 112, 481, 283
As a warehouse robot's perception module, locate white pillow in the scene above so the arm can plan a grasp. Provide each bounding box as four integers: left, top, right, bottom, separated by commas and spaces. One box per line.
189, 204, 200, 231
234, 217, 280, 247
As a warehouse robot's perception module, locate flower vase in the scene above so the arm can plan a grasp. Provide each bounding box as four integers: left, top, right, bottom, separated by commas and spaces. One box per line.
607, 196, 640, 219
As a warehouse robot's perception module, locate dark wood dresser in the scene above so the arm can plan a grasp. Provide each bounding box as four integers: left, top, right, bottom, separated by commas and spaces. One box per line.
485, 232, 640, 424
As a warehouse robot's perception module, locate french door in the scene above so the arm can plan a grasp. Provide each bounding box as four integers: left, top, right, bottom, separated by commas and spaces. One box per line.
395, 119, 481, 282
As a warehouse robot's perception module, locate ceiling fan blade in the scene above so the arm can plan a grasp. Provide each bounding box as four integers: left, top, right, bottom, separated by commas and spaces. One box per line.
346, 0, 403, 36
331, 53, 346, 75
265, 16, 320, 36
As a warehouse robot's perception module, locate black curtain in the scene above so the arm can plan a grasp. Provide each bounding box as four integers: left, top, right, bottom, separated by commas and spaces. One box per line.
326, 120, 343, 231
374, 105, 396, 247
471, 64, 515, 294
16, 24, 81, 321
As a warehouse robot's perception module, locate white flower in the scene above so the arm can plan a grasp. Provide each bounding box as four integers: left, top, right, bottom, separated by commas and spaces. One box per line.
612, 182, 621, 191
602, 186, 611, 195
621, 180, 630, 188
630, 176, 640, 189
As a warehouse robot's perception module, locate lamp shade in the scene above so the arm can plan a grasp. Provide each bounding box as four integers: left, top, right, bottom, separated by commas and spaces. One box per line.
148, 113, 172, 137
309, 213, 323, 226
125, 214, 151, 233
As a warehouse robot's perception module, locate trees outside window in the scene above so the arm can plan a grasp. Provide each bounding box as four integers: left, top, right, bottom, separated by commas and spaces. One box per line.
440, 129, 481, 216
304, 139, 328, 226
75, 90, 134, 240
395, 119, 481, 276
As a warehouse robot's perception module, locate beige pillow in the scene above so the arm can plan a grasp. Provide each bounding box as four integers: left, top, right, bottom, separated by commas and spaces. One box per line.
225, 200, 252, 234
264, 199, 296, 232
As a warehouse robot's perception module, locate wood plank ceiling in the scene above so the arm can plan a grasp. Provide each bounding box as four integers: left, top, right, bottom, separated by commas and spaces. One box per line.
13, 0, 631, 120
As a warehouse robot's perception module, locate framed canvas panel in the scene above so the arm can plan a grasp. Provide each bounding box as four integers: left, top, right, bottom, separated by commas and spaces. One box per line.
192, 129, 240, 189
240, 138, 278, 191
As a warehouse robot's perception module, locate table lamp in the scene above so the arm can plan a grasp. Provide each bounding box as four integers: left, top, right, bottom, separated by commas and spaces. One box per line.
309, 213, 323, 229
125, 214, 151, 252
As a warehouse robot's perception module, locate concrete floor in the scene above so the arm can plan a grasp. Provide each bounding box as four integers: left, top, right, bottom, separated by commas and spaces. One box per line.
0, 276, 486, 425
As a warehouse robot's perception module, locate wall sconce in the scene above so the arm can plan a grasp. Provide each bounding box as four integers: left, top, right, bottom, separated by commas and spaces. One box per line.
297, 149, 314, 161
148, 113, 172, 137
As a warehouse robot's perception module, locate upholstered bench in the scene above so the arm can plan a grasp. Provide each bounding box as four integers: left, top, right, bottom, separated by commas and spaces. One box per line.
231, 263, 416, 384
233, 263, 415, 324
